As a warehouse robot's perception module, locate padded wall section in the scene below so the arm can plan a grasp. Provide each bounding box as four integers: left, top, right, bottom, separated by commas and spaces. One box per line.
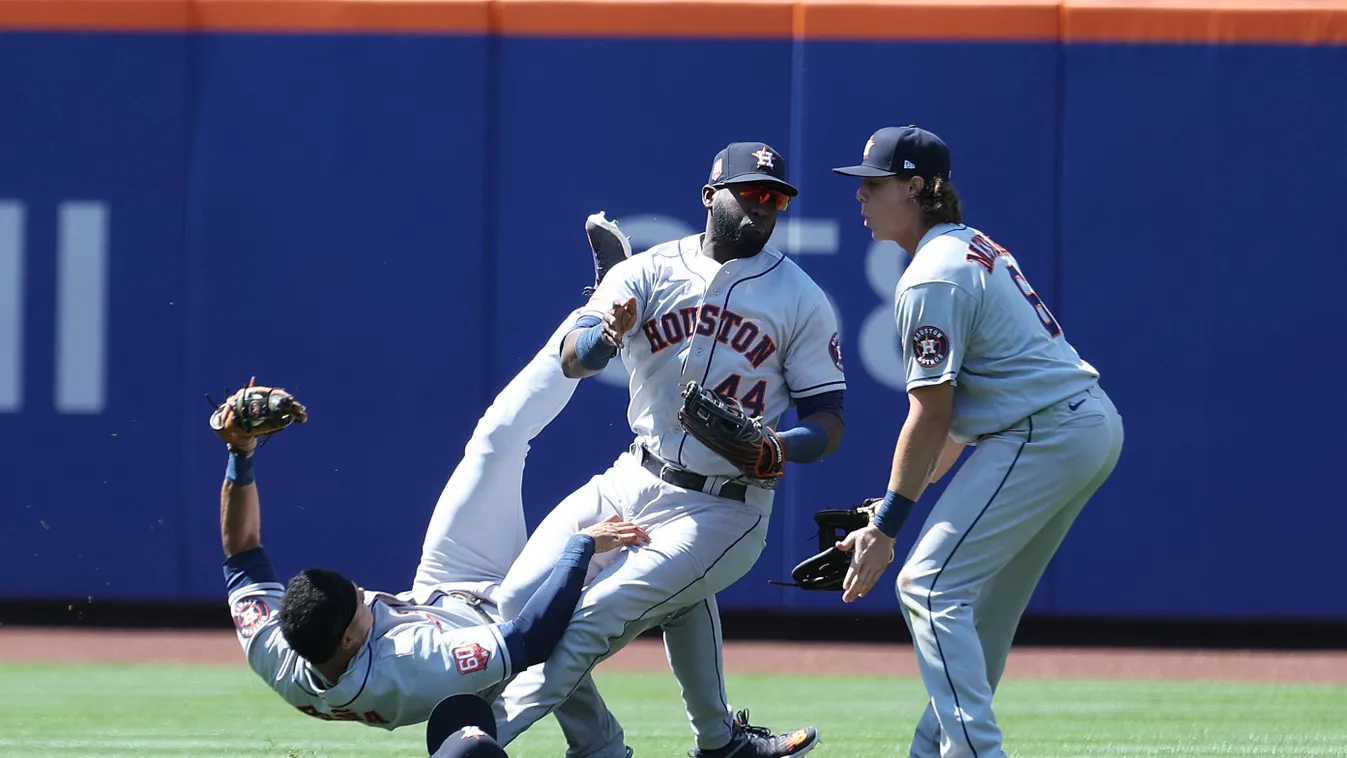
3, 1, 1346, 620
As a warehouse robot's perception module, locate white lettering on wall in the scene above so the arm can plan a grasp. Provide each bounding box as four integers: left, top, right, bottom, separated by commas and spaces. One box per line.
0, 200, 110, 414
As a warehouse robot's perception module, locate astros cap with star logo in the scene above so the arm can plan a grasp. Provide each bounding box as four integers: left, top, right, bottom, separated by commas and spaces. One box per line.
707, 141, 799, 196
426, 694, 505, 758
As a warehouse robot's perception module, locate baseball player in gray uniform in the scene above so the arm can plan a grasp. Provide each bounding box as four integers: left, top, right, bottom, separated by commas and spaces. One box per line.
491, 141, 846, 758
830, 126, 1125, 758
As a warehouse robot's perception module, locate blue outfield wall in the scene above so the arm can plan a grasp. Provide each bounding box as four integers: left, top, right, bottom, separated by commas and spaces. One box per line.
1, 31, 1345, 621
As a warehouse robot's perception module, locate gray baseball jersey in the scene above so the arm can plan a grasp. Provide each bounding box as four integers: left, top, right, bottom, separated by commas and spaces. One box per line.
891, 222, 1124, 758
228, 565, 512, 729
583, 233, 846, 480
895, 222, 1099, 442
492, 234, 846, 747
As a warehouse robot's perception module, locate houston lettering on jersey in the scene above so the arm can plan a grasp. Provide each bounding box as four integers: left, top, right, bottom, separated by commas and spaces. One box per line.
640, 304, 778, 369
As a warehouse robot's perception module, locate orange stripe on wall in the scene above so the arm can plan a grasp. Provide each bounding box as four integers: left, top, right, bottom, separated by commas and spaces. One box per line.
2, 0, 1346, 44
194, 1, 490, 34
0, 0, 189, 31
496, 0, 794, 39
1063, 0, 1347, 45
798, 0, 1059, 43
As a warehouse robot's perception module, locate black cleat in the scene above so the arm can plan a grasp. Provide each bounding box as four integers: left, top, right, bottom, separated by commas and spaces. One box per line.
688, 709, 820, 758
583, 211, 632, 297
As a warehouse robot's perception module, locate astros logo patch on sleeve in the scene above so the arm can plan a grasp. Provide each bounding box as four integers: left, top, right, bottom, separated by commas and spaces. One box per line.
232, 597, 272, 639
912, 326, 949, 368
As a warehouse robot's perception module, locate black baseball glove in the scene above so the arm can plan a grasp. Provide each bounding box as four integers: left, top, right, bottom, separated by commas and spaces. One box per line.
208, 377, 308, 453
769, 498, 881, 591
676, 380, 785, 484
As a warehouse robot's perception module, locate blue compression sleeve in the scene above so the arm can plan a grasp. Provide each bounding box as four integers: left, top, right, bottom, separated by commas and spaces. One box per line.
779, 390, 845, 463
498, 533, 596, 669
778, 422, 829, 463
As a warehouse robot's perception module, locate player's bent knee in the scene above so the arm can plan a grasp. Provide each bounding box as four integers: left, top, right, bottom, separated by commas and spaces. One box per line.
895, 563, 934, 611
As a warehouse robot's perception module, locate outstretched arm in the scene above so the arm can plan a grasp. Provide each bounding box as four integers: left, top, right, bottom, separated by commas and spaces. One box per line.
211, 381, 307, 558
221, 441, 261, 558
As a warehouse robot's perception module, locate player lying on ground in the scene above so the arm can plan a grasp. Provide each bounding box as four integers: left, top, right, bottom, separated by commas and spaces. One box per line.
490, 142, 844, 758
215, 213, 806, 758
215, 379, 646, 751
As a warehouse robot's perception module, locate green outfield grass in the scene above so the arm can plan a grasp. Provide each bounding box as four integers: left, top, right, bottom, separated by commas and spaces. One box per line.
1, 662, 1342, 757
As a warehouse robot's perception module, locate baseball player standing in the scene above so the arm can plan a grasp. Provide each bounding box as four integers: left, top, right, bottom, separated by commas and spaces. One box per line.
830, 126, 1125, 758
492, 141, 846, 758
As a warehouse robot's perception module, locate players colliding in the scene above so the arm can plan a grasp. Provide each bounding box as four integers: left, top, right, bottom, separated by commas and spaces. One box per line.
210, 205, 820, 758
207, 256, 657, 757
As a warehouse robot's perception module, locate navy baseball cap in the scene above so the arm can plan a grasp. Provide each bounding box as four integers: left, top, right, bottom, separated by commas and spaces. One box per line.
832, 126, 952, 181
426, 694, 505, 758
708, 141, 799, 196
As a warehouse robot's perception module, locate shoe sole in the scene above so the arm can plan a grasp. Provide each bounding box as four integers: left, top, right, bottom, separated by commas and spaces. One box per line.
585, 213, 632, 259
583, 213, 632, 296
788, 733, 821, 757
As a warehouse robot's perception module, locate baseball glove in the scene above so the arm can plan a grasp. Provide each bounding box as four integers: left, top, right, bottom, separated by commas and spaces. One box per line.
207, 377, 308, 452
769, 498, 880, 591
677, 381, 784, 484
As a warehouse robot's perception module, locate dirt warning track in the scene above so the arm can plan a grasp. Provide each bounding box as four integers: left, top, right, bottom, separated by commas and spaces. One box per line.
3, 628, 1346, 684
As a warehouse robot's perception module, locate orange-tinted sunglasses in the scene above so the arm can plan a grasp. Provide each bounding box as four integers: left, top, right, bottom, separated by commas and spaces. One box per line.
729, 186, 791, 211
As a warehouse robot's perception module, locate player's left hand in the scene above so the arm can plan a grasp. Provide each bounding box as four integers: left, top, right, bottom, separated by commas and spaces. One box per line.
835, 525, 895, 603
581, 514, 652, 553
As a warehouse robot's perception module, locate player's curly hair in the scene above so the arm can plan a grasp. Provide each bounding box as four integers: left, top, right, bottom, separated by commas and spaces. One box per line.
278, 568, 358, 664
907, 175, 962, 226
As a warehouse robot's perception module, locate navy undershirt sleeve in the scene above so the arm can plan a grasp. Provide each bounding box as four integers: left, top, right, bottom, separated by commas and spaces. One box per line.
222, 546, 280, 595
795, 389, 844, 424
497, 533, 596, 669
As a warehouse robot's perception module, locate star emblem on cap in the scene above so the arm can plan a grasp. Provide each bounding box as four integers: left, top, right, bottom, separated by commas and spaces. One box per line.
460, 726, 488, 740
752, 148, 775, 168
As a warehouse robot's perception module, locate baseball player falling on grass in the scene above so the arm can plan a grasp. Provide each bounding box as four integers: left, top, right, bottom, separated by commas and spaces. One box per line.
489, 141, 846, 758
213, 212, 801, 758
829, 125, 1125, 758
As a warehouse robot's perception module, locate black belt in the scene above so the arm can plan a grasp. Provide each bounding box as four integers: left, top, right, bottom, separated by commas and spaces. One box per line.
639, 446, 748, 502
446, 591, 495, 625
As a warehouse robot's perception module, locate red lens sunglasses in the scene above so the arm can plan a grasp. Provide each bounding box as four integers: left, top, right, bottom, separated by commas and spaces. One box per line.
728, 185, 791, 211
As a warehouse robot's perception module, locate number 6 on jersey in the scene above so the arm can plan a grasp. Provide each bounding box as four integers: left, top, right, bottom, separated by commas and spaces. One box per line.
966, 233, 1061, 338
